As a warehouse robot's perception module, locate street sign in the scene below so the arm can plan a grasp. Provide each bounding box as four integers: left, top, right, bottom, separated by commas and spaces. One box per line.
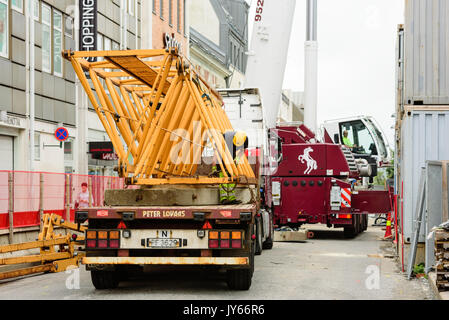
55, 127, 69, 142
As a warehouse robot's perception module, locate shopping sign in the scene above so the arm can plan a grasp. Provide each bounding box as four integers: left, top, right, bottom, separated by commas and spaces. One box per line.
79, 0, 97, 62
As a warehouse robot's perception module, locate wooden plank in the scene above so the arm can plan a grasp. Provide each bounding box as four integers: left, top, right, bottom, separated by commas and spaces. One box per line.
106, 56, 172, 95
435, 230, 449, 241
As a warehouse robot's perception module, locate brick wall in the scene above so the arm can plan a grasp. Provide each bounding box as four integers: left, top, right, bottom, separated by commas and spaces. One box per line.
152, 0, 188, 54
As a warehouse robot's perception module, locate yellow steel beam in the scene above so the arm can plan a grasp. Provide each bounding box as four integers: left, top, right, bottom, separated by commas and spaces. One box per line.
0, 264, 53, 281
0, 252, 72, 265
0, 238, 70, 254
64, 49, 256, 185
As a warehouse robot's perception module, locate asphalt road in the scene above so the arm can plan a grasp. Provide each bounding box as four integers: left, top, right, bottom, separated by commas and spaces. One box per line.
0, 222, 436, 300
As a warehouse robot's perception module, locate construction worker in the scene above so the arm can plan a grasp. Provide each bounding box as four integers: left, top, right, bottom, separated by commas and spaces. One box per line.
211, 131, 247, 205
343, 130, 357, 149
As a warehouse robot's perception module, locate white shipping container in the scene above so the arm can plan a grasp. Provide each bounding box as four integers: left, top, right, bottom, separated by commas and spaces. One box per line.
399, 107, 449, 242
404, 0, 449, 105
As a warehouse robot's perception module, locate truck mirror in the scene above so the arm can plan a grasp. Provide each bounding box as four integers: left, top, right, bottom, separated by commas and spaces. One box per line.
334, 134, 340, 144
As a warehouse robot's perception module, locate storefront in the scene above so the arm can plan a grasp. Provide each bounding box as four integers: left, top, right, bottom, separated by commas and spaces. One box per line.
88, 141, 119, 177
0, 112, 24, 171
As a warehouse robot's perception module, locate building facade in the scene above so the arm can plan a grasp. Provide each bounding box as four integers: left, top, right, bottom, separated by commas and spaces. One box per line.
189, 0, 248, 89
0, 0, 189, 176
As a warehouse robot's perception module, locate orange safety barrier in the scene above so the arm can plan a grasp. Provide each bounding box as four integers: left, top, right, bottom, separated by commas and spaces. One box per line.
0, 171, 135, 230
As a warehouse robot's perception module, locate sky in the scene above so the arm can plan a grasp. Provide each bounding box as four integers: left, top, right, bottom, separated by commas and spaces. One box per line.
247, 0, 404, 146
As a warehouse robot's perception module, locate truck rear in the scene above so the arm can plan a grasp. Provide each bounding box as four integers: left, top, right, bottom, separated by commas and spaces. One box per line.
75, 186, 258, 290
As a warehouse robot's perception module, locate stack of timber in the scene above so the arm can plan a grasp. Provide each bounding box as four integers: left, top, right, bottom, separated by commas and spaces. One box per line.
435, 229, 449, 291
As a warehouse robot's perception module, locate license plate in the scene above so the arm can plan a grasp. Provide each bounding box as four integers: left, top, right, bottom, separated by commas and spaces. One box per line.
146, 238, 181, 248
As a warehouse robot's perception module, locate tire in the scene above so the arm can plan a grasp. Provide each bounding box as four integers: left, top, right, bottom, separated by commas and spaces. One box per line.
344, 216, 357, 239
262, 213, 274, 250
262, 237, 273, 250
344, 226, 356, 238
355, 214, 361, 235
255, 217, 263, 256
362, 215, 368, 232
91, 270, 120, 290
227, 228, 255, 291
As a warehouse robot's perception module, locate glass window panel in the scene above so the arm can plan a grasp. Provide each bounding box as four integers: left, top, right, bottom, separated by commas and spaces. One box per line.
53, 11, 63, 76
65, 16, 73, 37
12, 0, 22, 12
53, 10, 62, 30
64, 140, 73, 161
42, 3, 50, 23
33, 0, 40, 20
0, 1, 8, 58
34, 133, 40, 161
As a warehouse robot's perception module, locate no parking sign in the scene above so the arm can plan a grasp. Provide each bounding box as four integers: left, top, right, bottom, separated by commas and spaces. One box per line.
55, 127, 69, 142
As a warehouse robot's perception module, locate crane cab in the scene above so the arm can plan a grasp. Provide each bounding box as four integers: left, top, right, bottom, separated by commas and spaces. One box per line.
322, 116, 392, 168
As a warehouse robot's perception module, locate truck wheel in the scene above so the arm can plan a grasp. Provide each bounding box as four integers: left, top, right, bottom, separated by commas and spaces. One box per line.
344, 227, 356, 238
227, 236, 255, 291
355, 214, 361, 235
255, 217, 263, 256
91, 270, 120, 290
262, 219, 274, 250
362, 215, 368, 231
227, 268, 252, 291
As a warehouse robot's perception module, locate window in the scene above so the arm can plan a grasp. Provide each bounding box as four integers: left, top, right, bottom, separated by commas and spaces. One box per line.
64, 140, 73, 161
11, 0, 22, 13
65, 16, 74, 38
128, 0, 135, 16
183, 0, 186, 36
53, 10, 63, 77
152, 0, 156, 14
97, 33, 103, 61
169, 0, 172, 26
0, 0, 7, 58
41, 4, 51, 73
33, 0, 40, 21
104, 37, 111, 51
160, 0, 163, 19
177, 0, 180, 32
34, 133, 40, 161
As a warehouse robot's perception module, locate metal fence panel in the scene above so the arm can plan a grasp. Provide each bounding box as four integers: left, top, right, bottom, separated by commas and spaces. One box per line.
0, 171, 129, 230
425, 161, 443, 273
400, 109, 449, 242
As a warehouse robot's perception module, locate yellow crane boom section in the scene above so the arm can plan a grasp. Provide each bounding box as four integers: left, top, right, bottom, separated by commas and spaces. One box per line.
63, 48, 255, 186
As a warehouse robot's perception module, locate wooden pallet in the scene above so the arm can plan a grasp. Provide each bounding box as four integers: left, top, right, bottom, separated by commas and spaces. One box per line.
435, 230, 449, 241
435, 230, 449, 291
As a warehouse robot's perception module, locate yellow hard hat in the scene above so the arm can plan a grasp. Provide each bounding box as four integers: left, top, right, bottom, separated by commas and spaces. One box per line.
233, 131, 247, 147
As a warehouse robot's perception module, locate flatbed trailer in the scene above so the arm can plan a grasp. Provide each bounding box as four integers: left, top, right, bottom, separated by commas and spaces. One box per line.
64, 47, 270, 290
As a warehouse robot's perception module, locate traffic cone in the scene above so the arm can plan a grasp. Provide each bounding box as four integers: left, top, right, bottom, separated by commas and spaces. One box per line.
384, 212, 393, 240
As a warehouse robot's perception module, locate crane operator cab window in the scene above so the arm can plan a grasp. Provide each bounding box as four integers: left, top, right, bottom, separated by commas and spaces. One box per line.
340, 120, 378, 156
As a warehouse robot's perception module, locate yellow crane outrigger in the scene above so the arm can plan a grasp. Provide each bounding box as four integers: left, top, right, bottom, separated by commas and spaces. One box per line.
63, 48, 256, 186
